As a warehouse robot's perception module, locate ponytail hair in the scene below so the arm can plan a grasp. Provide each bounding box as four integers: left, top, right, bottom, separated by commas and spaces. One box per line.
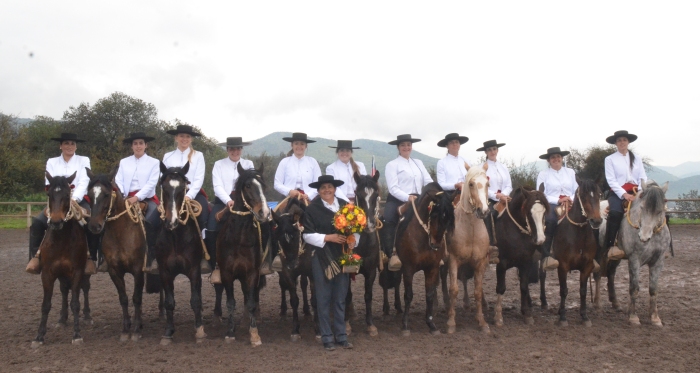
629, 150, 635, 171
287, 149, 294, 157
349, 157, 360, 176
188, 146, 196, 163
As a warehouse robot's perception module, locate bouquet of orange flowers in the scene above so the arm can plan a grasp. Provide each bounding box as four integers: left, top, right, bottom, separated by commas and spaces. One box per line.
333, 203, 367, 269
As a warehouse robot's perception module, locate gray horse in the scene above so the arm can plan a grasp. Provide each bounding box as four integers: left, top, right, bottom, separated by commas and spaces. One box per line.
595, 180, 671, 326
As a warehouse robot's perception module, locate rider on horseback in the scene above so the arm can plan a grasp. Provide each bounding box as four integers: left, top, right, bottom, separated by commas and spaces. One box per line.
478, 140, 512, 257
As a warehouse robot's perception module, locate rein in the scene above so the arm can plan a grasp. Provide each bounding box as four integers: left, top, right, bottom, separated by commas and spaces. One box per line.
625, 195, 667, 234
504, 199, 533, 236
276, 221, 305, 260
45, 190, 89, 225
410, 193, 444, 251
157, 186, 211, 261
104, 191, 150, 270
558, 191, 588, 227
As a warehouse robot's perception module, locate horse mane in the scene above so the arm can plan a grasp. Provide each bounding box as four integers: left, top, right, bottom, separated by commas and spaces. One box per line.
354, 173, 379, 191
640, 180, 665, 216
465, 165, 485, 183
88, 173, 113, 190
234, 167, 266, 192
576, 177, 599, 197
160, 166, 189, 184
397, 182, 455, 237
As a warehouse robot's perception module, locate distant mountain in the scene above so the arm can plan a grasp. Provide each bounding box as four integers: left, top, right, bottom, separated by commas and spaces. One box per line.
646, 166, 679, 184
656, 161, 700, 179
239, 132, 440, 184
667, 175, 700, 199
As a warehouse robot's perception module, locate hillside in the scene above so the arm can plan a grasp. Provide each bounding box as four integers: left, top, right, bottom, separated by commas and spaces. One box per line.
657, 161, 700, 179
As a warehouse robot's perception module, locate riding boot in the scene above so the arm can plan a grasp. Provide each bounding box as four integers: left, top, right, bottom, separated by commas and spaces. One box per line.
26, 218, 46, 274
606, 210, 626, 260
541, 224, 559, 271
144, 221, 159, 274
484, 209, 500, 264
381, 221, 401, 271
204, 231, 221, 284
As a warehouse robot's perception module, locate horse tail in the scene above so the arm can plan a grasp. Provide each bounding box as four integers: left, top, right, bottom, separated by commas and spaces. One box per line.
146, 273, 162, 294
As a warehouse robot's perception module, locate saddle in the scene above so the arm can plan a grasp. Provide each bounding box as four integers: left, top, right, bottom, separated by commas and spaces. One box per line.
138, 201, 148, 213
397, 202, 409, 217
493, 200, 507, 217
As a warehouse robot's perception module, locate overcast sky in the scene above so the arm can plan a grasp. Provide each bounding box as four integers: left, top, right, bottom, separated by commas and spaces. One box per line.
2, 1, 699, 166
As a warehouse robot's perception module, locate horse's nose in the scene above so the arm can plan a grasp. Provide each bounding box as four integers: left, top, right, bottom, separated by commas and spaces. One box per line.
589, 218, 603, 230
165, 221, 178, 231
49, 221, 64, 230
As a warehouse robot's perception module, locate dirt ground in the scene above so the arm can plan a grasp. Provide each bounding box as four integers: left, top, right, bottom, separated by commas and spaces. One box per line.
1, 226, 699, 373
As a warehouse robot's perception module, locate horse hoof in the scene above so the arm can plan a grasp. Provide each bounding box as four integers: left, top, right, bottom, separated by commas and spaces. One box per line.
315, 335, 322, 343
195, 326, 207, 341
30, 341, 43, 349
430, 329, 441, 336
652, 319, 663, 327
557, 320, 568, 327
290, 334, 301, 342
225, 336, 236, 343
481, 325, 491, 334
131, 333, 142, 342
250, 327, 262, 347
72, 338, 83, 345
367, 325, 378, 337
540, 303, 548, 310
401, 330, 411, 337
345, 321, 352, 336
582, 320, 592, 328
160, 337, 172, 346
83, 318, 94, 325
612, 302, 621, 311
525, 317, 535, 325
251, 339, 262, 347
495, 319, 504, 327
55, 322, 67, 329
120, 333, 130, 342
629, 316, 641, 326
447, 325, 456, 334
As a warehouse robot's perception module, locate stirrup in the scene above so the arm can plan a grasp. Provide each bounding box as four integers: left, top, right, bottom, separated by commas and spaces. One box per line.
271, 255, 283, 272
26, 257, 41, 275
97, 260, 109, 273
380, 251, 389, 264
541, 257, 559, 271
388, 253, 402, 272
146, 260, 159, 275
607, 246, 626, 261
84, 260, 97, 275
209, 267, 222, 284
259, 262, 272, 276
488, 246, 500, 264
592, 260, 600, 274
200, 259, 212, 274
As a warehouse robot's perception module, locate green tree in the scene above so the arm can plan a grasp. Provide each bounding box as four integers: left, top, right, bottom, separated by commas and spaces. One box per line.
675, 190, 699, 219
566, 145, 652, 193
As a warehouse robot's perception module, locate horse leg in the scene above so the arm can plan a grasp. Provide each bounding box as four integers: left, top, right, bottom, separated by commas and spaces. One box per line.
158, 289, 165, 319
57, 278, 69, 327
290, 280, 301, 341
394, 272, 404, 314
109, 271, 131, 341
446, 260, 459, 334
463, 277, 472, 312
539, 267, 548, 309
557, 267, 568, 326
474, 261, 490, 333
607, 260, 621, 310
189, 271, 206, 342
380, 270, 391, 316
364, 268, 378, 337
70, 273, 83, 343
32, 276, 55, 348
214, 283, 224, 319
132, 271, 144, 341
519, 267, 534, 325
81, 274, 92, 323
279, 277, 288, 317
627, 258, 641, 325
160, 277, 176, 345
401, 270, 414, 336
580, 269, 591, 327
245, 276, 262, 346
593, 271, 602, 311
440, 264, 449, 311
301, 274, 311, 316
344, 281, 354, 335
495, 263, 507, 327
425, 267, 441, 335
649, 259, 664, 326
224, 280, 236, 341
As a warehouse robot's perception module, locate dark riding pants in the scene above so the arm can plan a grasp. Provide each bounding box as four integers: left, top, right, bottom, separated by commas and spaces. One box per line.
312, 253, 350, 344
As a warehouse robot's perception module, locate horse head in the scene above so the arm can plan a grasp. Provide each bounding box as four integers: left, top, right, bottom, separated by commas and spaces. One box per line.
86, 166, 119, 234
575, 176, 603, 229
235, 162, 271, 222
45, 171, 76, 230
272, 198, 305, 270
511, 186, 548, 245
420, 183, 455, 250
160, 161, 190, 231
462, 163, 490, 219
637, 180, 668, 242
353, 170, 381, 232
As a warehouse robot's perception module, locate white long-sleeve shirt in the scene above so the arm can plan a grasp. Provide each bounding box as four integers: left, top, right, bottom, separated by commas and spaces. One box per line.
45, 154, 91, 202
483, 159, 513, 201
436, 154, 473, 191
325, 159, 367, 200
162, 147, 206, 200
605, 151, 648, 198
385, 156, 433, 202
536, 167, 578, 205
115, 154, 160, 201
302, 197, 361, 247
212, 157, 255, 204
274, 155, 322, 200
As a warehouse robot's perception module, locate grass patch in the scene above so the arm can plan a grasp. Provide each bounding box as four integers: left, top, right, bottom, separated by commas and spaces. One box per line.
0, 218, 28, 229
669, 217, 700, 225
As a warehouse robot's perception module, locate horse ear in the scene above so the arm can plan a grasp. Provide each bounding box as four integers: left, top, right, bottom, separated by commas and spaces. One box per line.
237, 161, 245, 175
271, 209, 280, 224
575, 174, 582, 185
538, 183, 545, 193
661, 181, 668, 193
372, 169, 380, 182
160, 161, 168, 174
45, 171, 54, 184
86, 167, 95, 180
181, 161, 190, 175
67, 171, 77, 184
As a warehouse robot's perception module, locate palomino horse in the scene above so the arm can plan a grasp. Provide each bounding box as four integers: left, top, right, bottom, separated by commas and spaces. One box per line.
395, 182, 455, 336
32, 172, 89, 347
86, 167, 147, 341
493, 186, 548, 326
444, 163, 491, 334
345, 171, 382, 337
215, 163, 271, 345
543, 177, 602, 327
272, 197, 317, 341
598, 180, 671, 326
157, 162, 207, 345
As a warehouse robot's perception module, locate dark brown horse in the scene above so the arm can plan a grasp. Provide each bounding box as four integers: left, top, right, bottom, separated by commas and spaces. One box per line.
395, 182, 455, 336
31, 171, 89, 348
344, 171, 382, 337
543, 177, 602, 327
215, 163, 271, 346
156, 162, 207, 345
494, 186, 548, 326
86, 167, 148, 341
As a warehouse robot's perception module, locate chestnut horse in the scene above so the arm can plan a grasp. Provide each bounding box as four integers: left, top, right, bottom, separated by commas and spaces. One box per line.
215, 163, 271, 346
157, 162, 207, 345
493, 186, 548, 326
86, 167, 148, 341
542, 177, 602, 327
31, 171, 89, 347
395, 182, 455, 336
444, 164, 491, 334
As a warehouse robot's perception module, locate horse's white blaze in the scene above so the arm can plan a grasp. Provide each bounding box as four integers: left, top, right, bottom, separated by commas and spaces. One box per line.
54, 186, 61, 192
531, 202, 546, 245
364, 187, 375, 229
168, 180, 181, 188
252, 179, 270, 220
475, 176, 489, 214
167, 180, 180, 226
92, 186, 102, 202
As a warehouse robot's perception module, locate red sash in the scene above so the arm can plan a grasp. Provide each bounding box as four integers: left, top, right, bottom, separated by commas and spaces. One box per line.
198, 189, 208, 199
620, 183, 638, 194
128, 190, 160, 205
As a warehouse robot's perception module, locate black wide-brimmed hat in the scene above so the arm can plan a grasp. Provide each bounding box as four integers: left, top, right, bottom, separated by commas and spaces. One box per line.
539, 147, 570, 160
222, 137, 252, 148
328, 140, 360, 150
123, 132, 155, 144
476, 139, 505, 152
606, 130, 638, 145
166, 125, 202, 137
388, 134, 421, 145
51, 132, 85, 143
437, 133, 469, 147
308, 175, 344, 189
282, 132, 316, 143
